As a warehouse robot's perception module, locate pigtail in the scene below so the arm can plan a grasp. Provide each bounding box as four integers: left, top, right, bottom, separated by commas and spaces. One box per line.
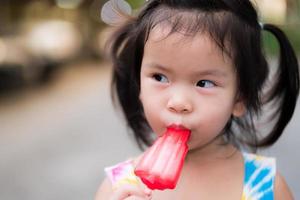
107, 1, 162, 149
258, 24, 299, 147
108, 21, 136, 104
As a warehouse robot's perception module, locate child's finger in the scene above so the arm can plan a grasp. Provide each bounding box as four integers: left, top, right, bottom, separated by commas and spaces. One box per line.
110, 184, 152, 200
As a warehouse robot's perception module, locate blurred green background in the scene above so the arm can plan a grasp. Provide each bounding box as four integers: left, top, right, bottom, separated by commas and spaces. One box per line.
261, 0, 300, 54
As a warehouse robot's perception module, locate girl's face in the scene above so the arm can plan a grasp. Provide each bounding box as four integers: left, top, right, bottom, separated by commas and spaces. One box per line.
139, 25, 245, 152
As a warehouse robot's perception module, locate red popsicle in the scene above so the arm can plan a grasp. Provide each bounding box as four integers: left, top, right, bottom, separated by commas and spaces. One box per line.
134, 126, 191, 190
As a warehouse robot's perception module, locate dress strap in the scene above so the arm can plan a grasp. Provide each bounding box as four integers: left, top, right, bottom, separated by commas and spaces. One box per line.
242, 153, 276, 200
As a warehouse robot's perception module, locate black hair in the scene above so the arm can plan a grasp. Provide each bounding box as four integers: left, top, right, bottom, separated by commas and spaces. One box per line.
107, 0, 299, 151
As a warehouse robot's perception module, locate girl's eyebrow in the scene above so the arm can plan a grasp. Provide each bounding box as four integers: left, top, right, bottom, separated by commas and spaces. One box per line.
194, 69, 229, 78
143, 62, 171, 73
143, 62, 229, 78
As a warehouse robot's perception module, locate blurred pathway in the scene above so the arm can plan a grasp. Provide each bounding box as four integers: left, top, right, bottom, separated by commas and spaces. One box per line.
0, 61, 141, 200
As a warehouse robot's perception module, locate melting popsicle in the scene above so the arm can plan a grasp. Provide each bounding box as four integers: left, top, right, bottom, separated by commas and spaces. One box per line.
134, 127, 191, 190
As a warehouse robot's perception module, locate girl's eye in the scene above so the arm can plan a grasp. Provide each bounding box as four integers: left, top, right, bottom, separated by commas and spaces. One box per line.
196, 80, 215, 88
152, 74, 168, 83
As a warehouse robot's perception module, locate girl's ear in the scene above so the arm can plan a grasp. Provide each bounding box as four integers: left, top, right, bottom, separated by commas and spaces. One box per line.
232, 99, 246, 117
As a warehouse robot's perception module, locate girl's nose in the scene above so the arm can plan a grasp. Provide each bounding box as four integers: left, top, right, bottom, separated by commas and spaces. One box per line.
167, 94, 193, 114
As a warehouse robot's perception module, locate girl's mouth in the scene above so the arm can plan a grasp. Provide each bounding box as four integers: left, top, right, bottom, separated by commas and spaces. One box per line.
167, 124, 190, 132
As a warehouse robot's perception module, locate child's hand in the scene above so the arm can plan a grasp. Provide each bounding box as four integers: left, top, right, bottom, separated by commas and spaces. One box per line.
96, 158, 152, 200
95, 177, 152, 200
110, 184, 152, 200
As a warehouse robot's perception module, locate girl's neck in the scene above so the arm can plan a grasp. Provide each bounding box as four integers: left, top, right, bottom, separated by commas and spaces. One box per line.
185, 140, 238, 166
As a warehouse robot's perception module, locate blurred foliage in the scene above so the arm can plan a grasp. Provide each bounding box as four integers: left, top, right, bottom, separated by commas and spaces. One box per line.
127, 0, 144, 9
263, 25, 300, 55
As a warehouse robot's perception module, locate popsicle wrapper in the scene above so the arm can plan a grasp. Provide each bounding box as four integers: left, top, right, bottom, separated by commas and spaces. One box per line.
105, 159, 139, 190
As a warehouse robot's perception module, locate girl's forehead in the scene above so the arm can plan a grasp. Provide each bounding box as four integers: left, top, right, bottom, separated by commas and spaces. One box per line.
144, 24, 234, 72
148, 20, 202, 40
144, 9, 235, 59
149, 25, 203, 46
146, 24, 227, 59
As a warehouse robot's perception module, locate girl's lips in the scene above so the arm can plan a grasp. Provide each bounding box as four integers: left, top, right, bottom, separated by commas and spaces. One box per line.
167, 124, 190, 132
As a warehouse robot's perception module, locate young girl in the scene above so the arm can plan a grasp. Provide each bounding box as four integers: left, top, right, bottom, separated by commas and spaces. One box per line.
96, 0, 299, 199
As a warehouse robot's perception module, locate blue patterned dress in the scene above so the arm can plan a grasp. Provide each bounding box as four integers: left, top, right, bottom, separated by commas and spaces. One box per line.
242, 153, 276, 200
